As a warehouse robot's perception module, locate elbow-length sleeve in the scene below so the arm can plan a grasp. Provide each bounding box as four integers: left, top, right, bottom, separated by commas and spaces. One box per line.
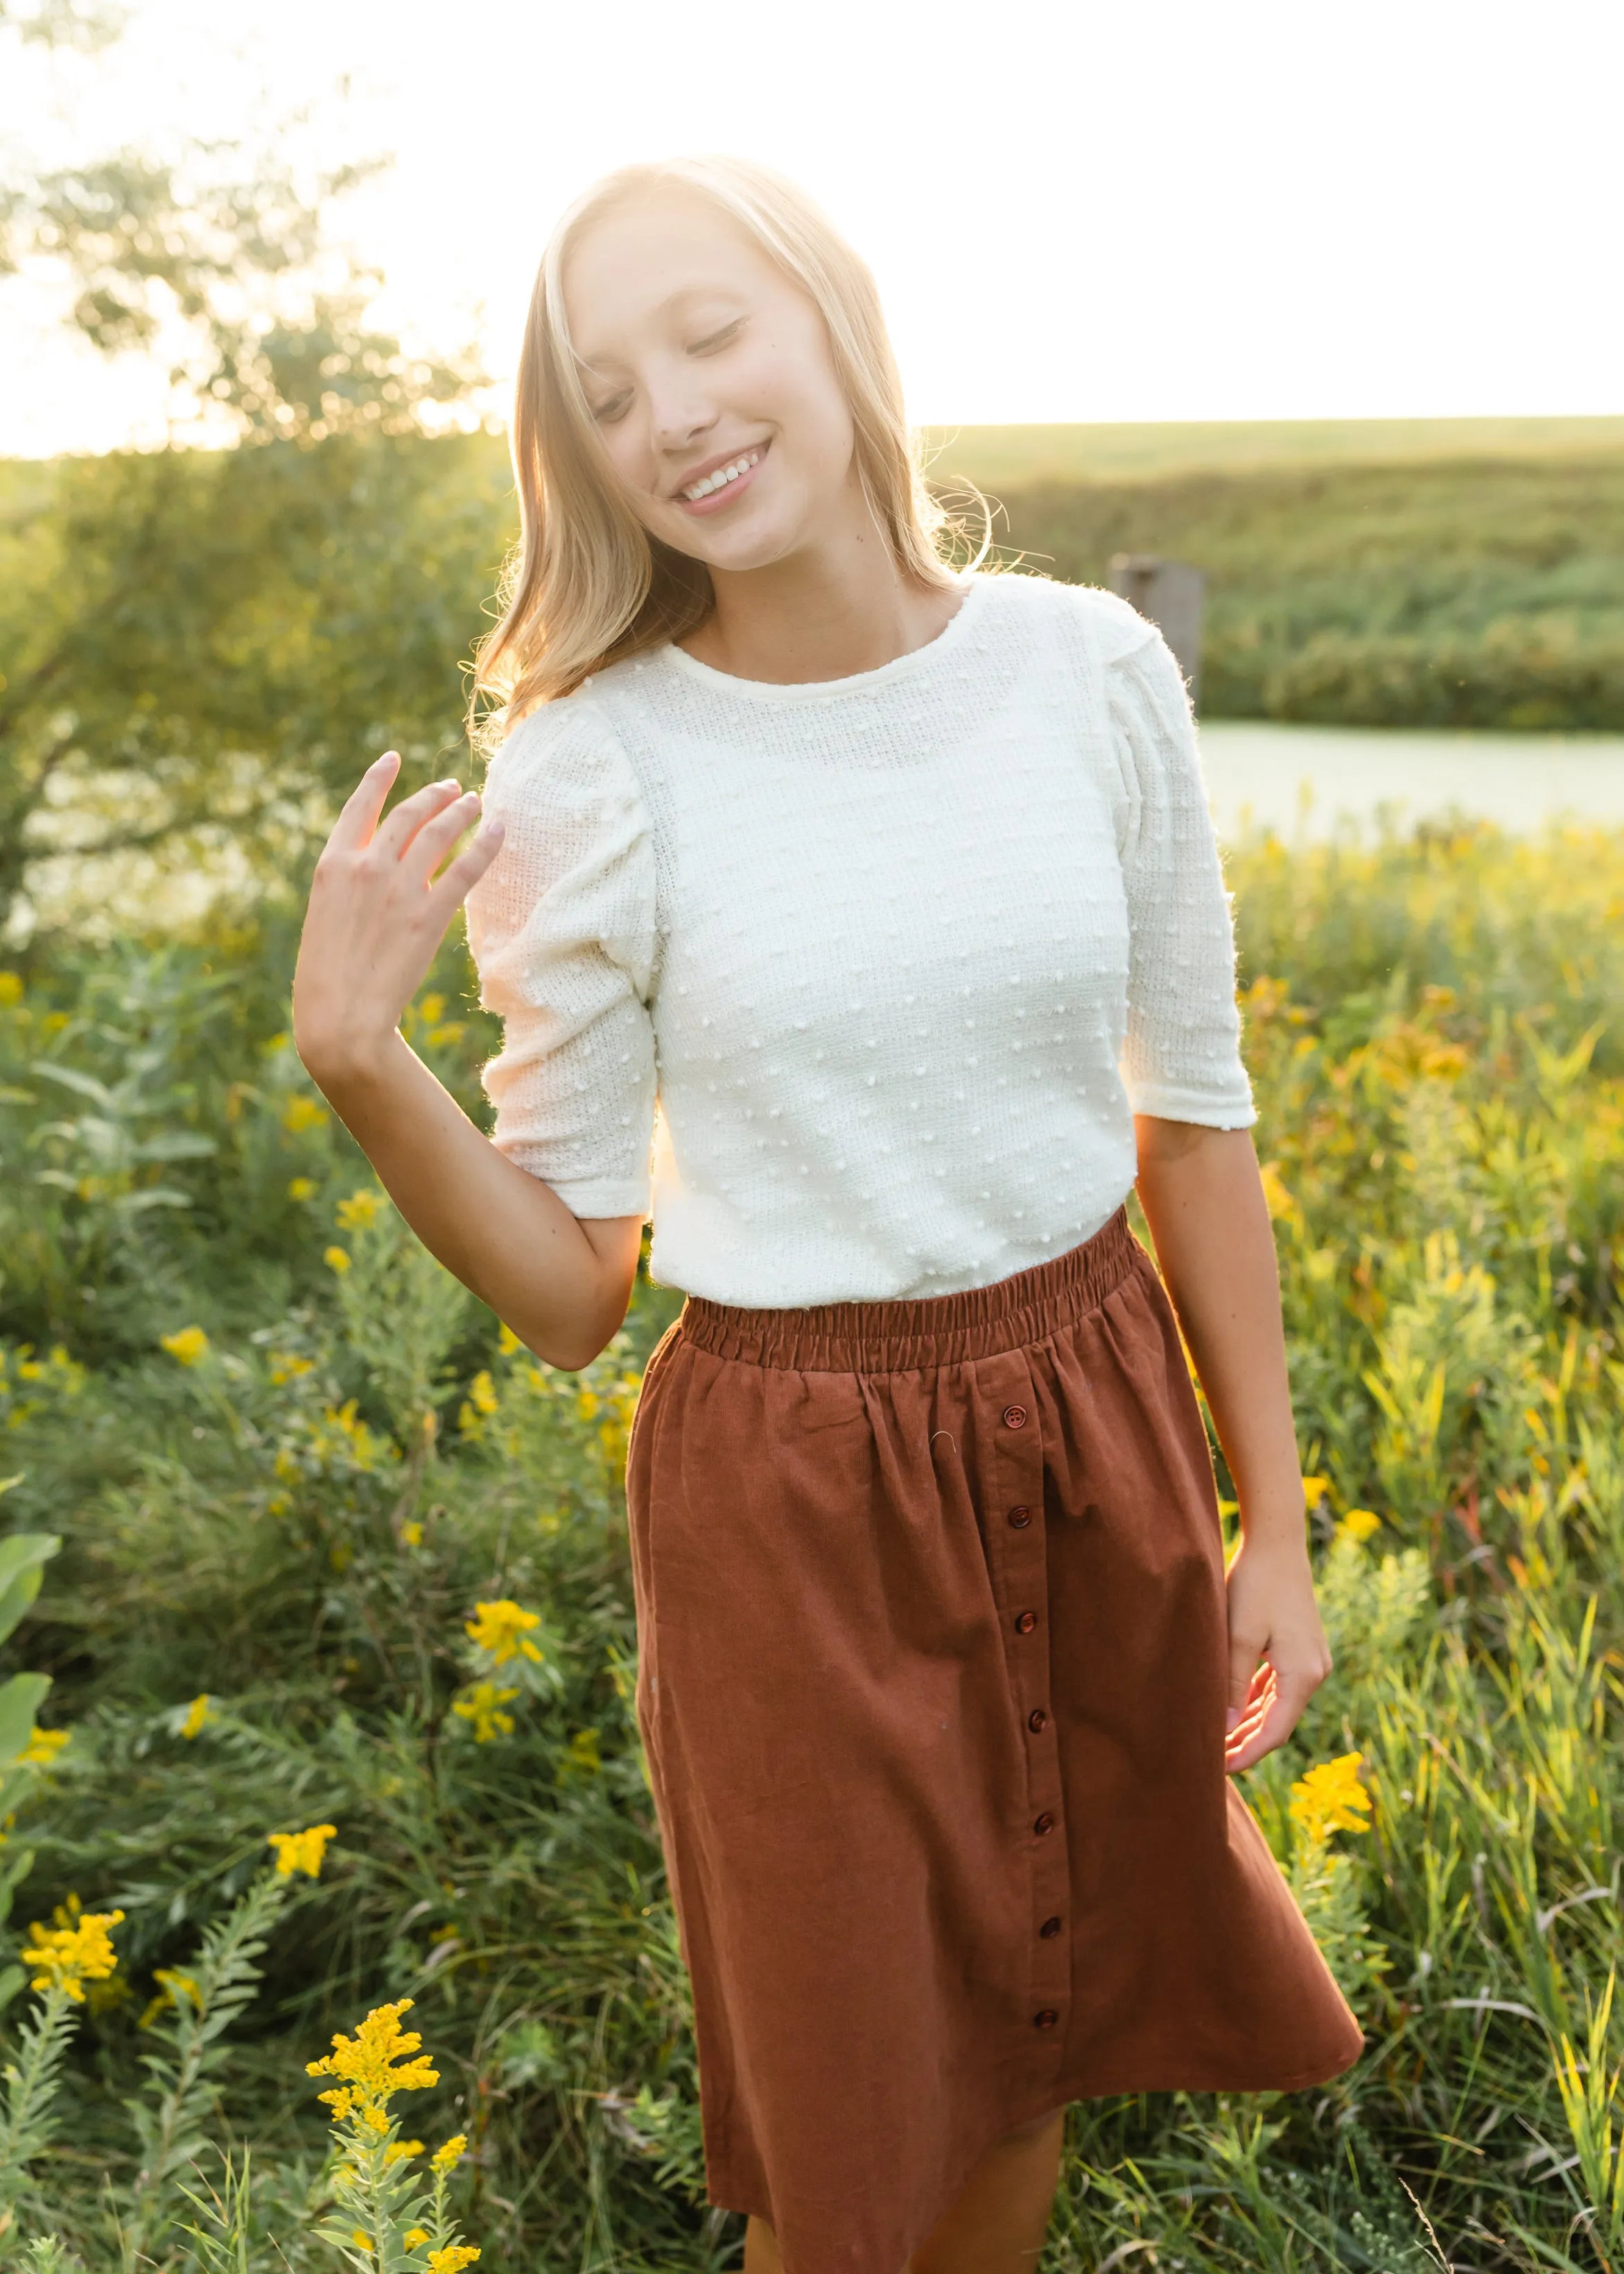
462, 693, 659, 1219
1108, 623, 1257, 1129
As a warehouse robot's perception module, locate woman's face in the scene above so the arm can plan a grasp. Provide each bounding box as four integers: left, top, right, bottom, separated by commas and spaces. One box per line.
561, 191, 860, 575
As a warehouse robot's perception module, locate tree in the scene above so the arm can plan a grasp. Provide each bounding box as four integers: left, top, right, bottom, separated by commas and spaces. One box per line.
0, 6, 499, 939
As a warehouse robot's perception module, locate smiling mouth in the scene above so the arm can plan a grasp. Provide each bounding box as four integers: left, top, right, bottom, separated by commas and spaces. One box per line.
678, 446, 765, 503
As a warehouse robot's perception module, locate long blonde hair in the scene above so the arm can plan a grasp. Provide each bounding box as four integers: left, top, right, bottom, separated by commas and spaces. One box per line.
471, 154, 964, 740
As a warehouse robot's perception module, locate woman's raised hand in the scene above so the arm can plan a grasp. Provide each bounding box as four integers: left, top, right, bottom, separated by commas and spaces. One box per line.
293, 752, 505, 1091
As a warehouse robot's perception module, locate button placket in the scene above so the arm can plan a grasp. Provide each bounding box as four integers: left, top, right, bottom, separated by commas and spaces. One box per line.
976, 1352, 1072, 2057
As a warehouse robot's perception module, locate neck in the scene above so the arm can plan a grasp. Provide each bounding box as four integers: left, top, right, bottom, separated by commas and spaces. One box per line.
681, 491, 962, 686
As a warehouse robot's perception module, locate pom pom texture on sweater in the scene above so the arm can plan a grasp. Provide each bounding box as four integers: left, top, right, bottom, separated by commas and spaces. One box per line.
463, 571, 1255, 1308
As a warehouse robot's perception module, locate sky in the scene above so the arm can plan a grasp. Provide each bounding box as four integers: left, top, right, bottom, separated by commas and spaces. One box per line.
3, 0, 1621, 455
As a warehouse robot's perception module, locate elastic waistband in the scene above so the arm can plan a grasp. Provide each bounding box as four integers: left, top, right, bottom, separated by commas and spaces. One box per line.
674, 1206, 1144, 1373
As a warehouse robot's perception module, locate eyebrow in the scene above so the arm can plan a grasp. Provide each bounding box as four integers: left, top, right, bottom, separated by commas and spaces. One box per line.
573, 284, 748, 378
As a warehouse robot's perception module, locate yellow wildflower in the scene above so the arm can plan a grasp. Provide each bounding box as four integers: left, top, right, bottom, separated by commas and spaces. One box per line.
0, 971, 22, 1005
24, 1906, 124, 2002
306, 1998, 439, 2127
566, 1728, 601, 1778
288, 1176, 317, 1201
137, 1966, 201, 2029
401, 1520, 424, 1547
1289, 1752, 1372, 1846
161, 1326, 209, 1366
466, 1371, 498, 1417
267, 1823, 337, 1878
1300, 1474, 1329, 1511
269, 1355, 313, 1387
430, 2133, 468, 2174
464, 1600, 543, 1666
324, 1246, 352, 1275
1336, 1508, 1383, 1545
180, 1694, 213, 1740
336, 1188, 385, 1232
403, 2230, 430, 2250
273, 1447, 302, 1482
387, 2140, 426, 2166
281, 1095, 329, 1133
352, 2234, 373, 2253
427, 2250, 480, 2274
22, 1726, 69, 1767
419, 994, 446, 1027
452, 1682, 519, 1742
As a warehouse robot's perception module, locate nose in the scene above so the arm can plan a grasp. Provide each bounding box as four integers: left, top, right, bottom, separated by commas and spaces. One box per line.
646, 361, 717, 458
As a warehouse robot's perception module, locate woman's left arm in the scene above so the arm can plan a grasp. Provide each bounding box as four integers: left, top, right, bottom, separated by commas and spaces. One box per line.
1133, 1115, 1329, 1774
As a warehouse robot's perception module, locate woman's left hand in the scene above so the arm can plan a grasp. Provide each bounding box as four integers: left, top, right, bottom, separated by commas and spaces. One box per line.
1222, 1534, 1333, 1776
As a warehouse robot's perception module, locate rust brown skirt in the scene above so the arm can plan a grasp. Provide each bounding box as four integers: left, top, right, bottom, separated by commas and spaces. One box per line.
624, 1204, 1363, 2274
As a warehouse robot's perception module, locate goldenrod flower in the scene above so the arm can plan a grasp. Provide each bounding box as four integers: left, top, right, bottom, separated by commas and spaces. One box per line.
401, 1520, 424, 1547
497, 1322, 522, 1355
269, 1355, 313, 1387
306, 1998, 439, 2126
427, 2250, 480, 2274
161, 1326, 209, 1366
1336, 1508, 1383, 1545
352, 2232, 373, 2252
138, 1966, 201, 2029
1300, 1474, 1329, 1511
267, 1823, 338, 1878
0, 971, 22, 1006
1289, 1752, 1372, 1846
419, 994, 446, 1027
324, 1246, 352, 1276
180, 1694, 213, 1740
386, 2140, 426, 2165
464, 1600, 542, 1666
566, 1728, 601, 1778
466, 1371, 498, 1418
24, 1906, 124, 2001
451, 1683, 519, 1742
288, 1176, 317, 1201
281, 1095, 329, 1133
336, 1188, 385, 1232
22, 1726, 69, 1767
403, 2230, 430, 2250
430, 2133, 467, 2174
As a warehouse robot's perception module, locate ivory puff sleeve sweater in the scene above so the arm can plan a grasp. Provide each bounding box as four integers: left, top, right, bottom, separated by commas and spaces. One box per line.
462, 569, 1256, 1309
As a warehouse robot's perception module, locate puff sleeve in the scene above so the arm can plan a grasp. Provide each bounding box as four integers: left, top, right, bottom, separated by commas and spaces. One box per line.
462, 693, 659, 1218
1108, 623, 1257, 1129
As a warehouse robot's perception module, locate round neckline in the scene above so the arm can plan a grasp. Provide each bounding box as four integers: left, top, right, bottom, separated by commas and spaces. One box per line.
661, 571, 985, 704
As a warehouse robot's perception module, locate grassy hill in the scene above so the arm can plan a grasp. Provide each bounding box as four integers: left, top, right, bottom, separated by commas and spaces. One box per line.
923, 414, 1624, 488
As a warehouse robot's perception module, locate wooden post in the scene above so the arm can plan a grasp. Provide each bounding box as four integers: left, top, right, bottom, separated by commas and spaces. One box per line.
1108, 555, 1207, 713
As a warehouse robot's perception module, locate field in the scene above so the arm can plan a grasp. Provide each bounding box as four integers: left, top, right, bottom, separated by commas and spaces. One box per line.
1, 814, 1623, 2270
921, 415, 1624, 489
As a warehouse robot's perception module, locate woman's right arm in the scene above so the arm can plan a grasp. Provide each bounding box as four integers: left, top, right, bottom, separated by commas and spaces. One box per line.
292, 751, 643, 1372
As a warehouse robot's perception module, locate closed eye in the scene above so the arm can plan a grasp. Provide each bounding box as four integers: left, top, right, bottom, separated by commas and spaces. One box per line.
590, 390, 633, 424
690, 318, 743, 356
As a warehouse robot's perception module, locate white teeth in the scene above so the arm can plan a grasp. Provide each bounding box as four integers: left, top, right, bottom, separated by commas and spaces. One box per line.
682, 449, 760, 502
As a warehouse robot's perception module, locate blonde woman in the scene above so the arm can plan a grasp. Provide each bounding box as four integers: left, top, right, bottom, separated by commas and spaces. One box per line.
293, 156, 1363, 2274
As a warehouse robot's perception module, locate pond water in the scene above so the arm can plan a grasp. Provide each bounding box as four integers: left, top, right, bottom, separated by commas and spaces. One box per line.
1197, 722, 1624, 843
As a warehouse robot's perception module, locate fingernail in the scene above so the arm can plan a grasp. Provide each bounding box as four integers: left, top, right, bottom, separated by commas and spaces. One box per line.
1225, 1708, 1241, 1733
486, 819, 505, 841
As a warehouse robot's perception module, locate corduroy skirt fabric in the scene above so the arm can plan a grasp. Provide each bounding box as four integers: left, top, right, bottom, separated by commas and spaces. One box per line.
623, 1204, 1364, 2274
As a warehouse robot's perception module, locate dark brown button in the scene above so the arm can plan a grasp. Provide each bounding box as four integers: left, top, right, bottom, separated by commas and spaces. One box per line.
1006, 1504, 1031, 1529
1033, 1812, 1055, 1836
1014, 1609, 1037, 1635
1027, 1707, 1048, 1734
1033, 2008, 1059, 2029
1040, 1916, 1063, 1939
1002, 1403, 1028, 1430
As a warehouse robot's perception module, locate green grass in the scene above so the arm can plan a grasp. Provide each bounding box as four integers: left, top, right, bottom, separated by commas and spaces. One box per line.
0, 815, 1622, 2268
923, 415, 1624, 489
